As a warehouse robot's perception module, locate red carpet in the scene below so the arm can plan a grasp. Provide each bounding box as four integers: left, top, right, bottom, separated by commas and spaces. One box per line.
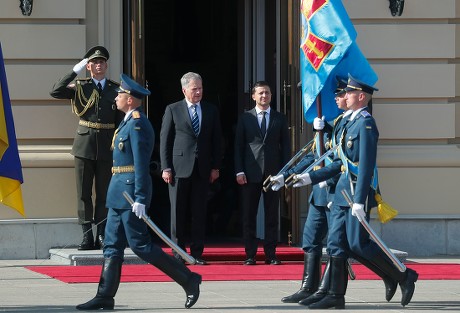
26, 263, 460, 284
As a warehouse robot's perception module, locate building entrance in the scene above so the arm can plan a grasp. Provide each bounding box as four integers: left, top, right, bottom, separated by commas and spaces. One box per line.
143, 0, 240, 240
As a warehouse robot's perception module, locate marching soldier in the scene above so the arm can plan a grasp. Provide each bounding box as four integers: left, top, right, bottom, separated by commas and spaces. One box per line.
50, 46, 123, 250
76, 74, 201, 310
292, 75, 418, 309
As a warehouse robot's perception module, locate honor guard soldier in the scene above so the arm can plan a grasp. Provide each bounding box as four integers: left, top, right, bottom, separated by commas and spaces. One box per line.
76, 74, 201, 310
50, 46, 124, 250
292, 75, 418, 309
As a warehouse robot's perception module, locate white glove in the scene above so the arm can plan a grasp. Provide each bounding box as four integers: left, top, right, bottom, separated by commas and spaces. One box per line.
72, 58, 88, 74
327, 202, 333, 209
351, 203, 366, 222
318, 181, 328, 188
293, 173, 312, 188
132, 202, 146, 219
313, 116, 325, 130
270, 174, 285, 191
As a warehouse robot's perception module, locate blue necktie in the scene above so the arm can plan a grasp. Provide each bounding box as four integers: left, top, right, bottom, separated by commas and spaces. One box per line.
97, 82, 103, 93
191, 105, 200, 136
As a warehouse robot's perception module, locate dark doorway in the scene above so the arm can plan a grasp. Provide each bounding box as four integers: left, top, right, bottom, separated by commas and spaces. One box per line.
143, 0, 240, 240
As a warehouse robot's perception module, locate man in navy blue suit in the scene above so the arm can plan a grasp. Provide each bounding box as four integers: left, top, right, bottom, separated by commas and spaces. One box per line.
160, 72, 222, 265
76, 74, 201, 310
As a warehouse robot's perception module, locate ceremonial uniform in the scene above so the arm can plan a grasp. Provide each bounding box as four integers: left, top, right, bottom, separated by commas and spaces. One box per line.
303, 75, 418, 309
76, 74, 201, 311
50, 46, 123, 250
280, 130, 332, 303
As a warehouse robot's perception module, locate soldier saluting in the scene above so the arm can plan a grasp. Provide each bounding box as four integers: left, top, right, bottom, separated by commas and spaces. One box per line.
50, 46, 123, 250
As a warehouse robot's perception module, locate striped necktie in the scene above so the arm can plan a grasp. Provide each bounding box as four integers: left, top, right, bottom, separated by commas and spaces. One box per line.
191, 104, 200, 136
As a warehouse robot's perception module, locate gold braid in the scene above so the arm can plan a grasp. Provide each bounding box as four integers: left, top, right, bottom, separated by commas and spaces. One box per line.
71, 80, 100, 117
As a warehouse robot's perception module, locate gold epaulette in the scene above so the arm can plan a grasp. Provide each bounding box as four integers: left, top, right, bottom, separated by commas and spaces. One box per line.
75, 77, 92, 84
107, 78, 120, 86
132, 111, 140, 119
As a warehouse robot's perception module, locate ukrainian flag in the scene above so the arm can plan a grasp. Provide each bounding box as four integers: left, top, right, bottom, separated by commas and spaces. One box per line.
0, 42, 25, 217
300, 0, 378, 123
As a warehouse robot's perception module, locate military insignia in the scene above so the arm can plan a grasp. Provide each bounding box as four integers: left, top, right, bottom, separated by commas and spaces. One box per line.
132, 111, 140, 119
325, 141, 330, 150
360, 111, 371, 118
366, 126, 372, 130
347, 141, 353, 148
118, 142, 124, 151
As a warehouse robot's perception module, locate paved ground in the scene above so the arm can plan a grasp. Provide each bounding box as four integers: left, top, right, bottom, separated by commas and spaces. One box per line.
1, 257, 460, 313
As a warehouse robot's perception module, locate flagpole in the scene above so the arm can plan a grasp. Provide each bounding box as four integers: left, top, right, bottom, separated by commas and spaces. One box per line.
316, 94, 325, 166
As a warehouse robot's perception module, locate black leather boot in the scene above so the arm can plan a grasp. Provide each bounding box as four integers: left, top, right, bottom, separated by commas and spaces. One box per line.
348, 251, 397, 302
308, 256, 347, 310
78, 223, 95, 250
94, 222, 105, 250
366, 248, 418, 306
281, 252, 321, 303
76, 257, 122, 310
299, 256, 330, 306
145, 250, 202, 309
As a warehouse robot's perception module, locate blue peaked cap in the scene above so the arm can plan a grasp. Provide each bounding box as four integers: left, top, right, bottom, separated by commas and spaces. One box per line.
344, 74, 379, 95
116, 73, 151, 99
334, 76, 348, 95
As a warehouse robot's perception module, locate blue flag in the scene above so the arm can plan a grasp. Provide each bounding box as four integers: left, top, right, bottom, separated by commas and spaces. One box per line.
0, 42, 25, 216
300, 0, 377, 123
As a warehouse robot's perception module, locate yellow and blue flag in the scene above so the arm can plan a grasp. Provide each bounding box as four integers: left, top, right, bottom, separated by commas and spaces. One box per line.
300, 0, 378, 123
0, 42, 25, 216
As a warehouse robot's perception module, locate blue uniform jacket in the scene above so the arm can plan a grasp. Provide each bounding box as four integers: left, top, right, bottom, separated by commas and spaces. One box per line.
106, 109, 154, 209
309, 110, 379, 208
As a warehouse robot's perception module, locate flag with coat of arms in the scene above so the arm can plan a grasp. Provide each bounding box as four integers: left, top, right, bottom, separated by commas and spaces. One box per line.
300, 0, 378, 123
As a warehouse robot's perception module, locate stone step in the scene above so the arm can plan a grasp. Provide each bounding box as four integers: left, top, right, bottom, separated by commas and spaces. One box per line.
49, 247, 408, 266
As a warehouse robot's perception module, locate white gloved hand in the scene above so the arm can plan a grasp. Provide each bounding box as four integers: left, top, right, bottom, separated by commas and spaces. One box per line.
327, 202, 333, 209
270, 174, 285, 191
319, 181, 328, 188
132, 202, 146, 219
293, 173, 312, 188
351, 203, 366, 222
72, 58, 89, 74
313, 116, 325, 130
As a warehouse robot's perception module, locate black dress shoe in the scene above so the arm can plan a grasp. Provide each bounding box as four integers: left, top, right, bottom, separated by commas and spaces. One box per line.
243, 258, 256, 265
194, 258, 208, 265
93, 235, 104, 250
76, 296, 114, 310
400, 268, 418, 306
265, 259, 281, 265
184, 272, 202, 309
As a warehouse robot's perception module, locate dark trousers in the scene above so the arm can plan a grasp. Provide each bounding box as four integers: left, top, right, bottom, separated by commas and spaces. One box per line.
168, 162, 210, 258
302, 202, 330, 255
103, 208, 192, 286
328, 204, 406, 282
240, 182, 279, 259
74, 156, 111, 224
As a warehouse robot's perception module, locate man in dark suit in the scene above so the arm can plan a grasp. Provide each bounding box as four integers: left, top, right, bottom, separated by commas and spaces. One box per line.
76, 74, 201, 310
50, 46, 123, 250
234, 81, 291, 265
160, 72, 222, 265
